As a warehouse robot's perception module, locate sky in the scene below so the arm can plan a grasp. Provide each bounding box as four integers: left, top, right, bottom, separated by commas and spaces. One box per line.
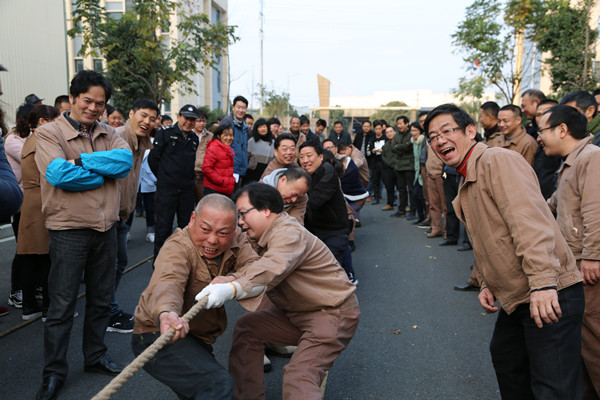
227, 0, 476, 109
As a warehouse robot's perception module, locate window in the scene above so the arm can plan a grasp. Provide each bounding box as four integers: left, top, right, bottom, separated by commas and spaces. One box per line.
75, 59, 84, 73
73, 36, 83, 56
108, 12, 123, 20
93, 59, 103, 72
217, 71, 221, 92
163, 100, 171, 112
105, 1, 123, 11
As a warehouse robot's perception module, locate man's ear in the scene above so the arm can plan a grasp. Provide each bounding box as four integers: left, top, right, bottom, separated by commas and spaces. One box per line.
585, 106, 596, 122
466, 124, 477, 140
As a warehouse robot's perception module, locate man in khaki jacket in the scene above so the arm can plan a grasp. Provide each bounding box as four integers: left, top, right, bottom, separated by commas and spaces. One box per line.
493, 104, 538, 166
34, 70, 133, 400
132, 194, 259, 399
260, 133, 299, 179
197, 183, 360, 400
425, 103, 584, 399
108, 99, 159, 334
540, 105, 600, 399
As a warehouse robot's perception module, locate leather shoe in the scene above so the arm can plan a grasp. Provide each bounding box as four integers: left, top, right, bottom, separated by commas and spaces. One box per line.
457, 243, 473, 251
36, 375, 63, 400
439, 239, 458, 246
84, 354, 123, 376
454, 282, 480, 292
426, 232, 441, 238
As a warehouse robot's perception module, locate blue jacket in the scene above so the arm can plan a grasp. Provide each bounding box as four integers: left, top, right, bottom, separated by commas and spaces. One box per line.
0, 136, 23, 222
222, 115, 248, 176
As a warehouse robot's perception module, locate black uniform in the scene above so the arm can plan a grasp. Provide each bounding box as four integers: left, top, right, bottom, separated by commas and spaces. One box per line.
148, 123, 199, 261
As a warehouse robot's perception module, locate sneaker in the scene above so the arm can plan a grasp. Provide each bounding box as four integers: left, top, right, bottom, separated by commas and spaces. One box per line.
390, 211, 406, 218
22, 307, 43, 321
406, 213, 417, 221
107, 311, 134, 333
266, 344, 297, 358
348, 273, 359, 285
263, 355, 272, 372
0, 306, 8, 316
146, 232, 155, 243
381, 204, 393, 211
8, 290, 22, 308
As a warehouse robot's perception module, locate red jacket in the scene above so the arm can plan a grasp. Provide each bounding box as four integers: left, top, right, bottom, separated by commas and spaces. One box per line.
203, 138, 235, 195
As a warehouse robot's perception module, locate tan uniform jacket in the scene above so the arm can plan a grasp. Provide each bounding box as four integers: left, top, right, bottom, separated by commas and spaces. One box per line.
133, 227, 260, 344
453, 143, 581, 314
233, 213, 356, 313
16, 135, 49, 254
260, 158, 299, 180
491, 126, 537, 166
194, 129, 213, 173
116, 121, 153, 220
548, 137, 600, 261
350, 146, 369, 187
34, 114, 131, 231
425, 144, 444, 178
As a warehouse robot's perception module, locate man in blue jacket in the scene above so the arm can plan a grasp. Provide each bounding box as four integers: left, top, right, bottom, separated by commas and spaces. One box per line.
34, 70, 133, 400
222, 95, 249, 189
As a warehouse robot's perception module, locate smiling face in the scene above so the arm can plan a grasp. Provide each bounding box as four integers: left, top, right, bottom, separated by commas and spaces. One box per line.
188, 206, 237, 259
334, 123, 343, 134
385, 127, 396, 140
257, 123, 268, 136
410, 126, 421, 140
322, 141, 336, 155
300, 122, 310, 134
498, 109, 522, 136
274, 139, 296, 166
69, 85, 107, 125
107, 110, 124, 128
362, 121, 371, 134
220, 128, 234, 146
289, 117, 300, 133
233, 100, 247, 120
537, 112, 563, 156
195, 116, 207, 133
521, 94, 538, 120
299, 145, 323, 174
235, 193, 270, 240
129, 108, 158, 138
478, 109, 496, 130
177, 115, 196, 132
396, 119, 408, 133
428, 114, 476, 168
277, 176, 309, 204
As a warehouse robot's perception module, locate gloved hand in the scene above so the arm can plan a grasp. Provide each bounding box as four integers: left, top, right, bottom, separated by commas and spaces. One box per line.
195, 283, 236, 309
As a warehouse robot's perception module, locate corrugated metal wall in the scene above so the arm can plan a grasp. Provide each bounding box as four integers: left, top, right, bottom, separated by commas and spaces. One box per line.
0, 0, 69, 128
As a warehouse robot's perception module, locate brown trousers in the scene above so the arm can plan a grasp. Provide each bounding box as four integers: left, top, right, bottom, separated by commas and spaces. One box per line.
426, 175, 446, 235
420, 165, 430, 223
229, 295, 360, 400
583, 282, 600, 400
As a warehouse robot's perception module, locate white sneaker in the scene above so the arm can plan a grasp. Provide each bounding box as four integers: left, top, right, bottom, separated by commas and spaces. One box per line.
263, 355, 272, 372
126, 232, 131, 242
146, 232, 155, 243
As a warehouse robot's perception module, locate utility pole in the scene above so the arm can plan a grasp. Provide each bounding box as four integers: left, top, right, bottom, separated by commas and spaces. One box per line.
259, 0, 264, 115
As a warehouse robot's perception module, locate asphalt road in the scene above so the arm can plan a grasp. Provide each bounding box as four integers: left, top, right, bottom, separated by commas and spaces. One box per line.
0, 203, 500, 399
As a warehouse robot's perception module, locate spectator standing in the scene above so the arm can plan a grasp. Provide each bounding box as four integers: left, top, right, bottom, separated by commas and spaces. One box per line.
391, 116, 415, 218
245, 118, 274, 184
381, 126, 399, 211
286, 116, 307, 150
222, 96, 249, 190
409, 122, 426, 224
34, 70, 133, 399
203, 122, 236, 196
479, 101, 500, 145
329, 120, 352, 146
105, 105, 124, 128
53, 95, 71, 115
493, 105, 538, 166
193, 108, 213, 203
244, 113, 254, 131
148, 105, 199, 263
521, 89, 546, 137
260, 133, 299, 179
267, 117, 281, 138
367, 121, 386, 205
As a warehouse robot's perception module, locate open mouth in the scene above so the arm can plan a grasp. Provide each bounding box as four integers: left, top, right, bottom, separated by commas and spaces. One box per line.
202, 246, 219, 256
440, 146, 456, 160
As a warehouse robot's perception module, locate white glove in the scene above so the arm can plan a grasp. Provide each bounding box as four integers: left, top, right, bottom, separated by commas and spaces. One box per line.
195, 283, 235, 309
233, 173, 240, 183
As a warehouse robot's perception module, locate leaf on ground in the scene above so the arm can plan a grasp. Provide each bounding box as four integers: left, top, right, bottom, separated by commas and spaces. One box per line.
393, 329, 401, 335
412, 325, 418, 329
425, 245, 432, 248
406, 311, 411, 315
429, 256, 437, 259
375, 264, 379, 268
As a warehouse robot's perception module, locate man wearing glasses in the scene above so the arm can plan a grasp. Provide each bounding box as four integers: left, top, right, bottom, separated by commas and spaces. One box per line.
425, 103, 584, 399
197, 183, 360, 400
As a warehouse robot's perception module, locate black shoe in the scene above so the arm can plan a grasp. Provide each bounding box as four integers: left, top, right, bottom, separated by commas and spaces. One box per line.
406, 213, 417, 221
417, 221, 430, 228
84, 354, 123, 376
371, 199, 380, 205
457, 243, 473, 251
36, 375, 63, 400
412, 218, 425, 225
349, 240, 356, 252
454, 283, 480, 292
106, 311, 134, 333
390, 211, 406, 218
439, 239, 458, 246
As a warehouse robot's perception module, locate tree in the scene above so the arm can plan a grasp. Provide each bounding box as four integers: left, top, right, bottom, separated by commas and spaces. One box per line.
255, 85, 293, 119
370, 101, 409, 126
537, 0, 598, 95
68, 0, 237, 109
452, 0, 543, 104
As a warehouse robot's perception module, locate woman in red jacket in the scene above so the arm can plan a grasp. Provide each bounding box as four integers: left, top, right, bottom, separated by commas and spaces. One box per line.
203, 122, 236, 196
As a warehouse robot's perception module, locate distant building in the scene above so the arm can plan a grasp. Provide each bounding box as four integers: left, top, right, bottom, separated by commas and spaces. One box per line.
0, 0, 228, 125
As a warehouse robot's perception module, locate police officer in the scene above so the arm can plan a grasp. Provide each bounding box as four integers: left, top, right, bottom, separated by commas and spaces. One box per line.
148, 105, 199, 262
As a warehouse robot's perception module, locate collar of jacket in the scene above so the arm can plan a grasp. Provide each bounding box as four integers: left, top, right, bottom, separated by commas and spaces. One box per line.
560, 135, 592, 174
462, 142, 488, 184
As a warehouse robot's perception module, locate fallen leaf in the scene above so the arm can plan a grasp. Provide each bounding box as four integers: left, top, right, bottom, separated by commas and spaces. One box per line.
375, 264, 379, 268
406, 312, 411, 315
425, 245, 431, 248
393, 329, 401, 335
412, 325, 418, 329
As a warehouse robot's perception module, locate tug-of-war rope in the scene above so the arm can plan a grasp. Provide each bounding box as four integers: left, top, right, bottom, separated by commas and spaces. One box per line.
91, 295, 209, 400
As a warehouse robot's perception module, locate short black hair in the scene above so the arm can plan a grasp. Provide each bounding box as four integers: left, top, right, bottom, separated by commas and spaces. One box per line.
69, 70, 113, 103
107, 106, 123, 117
361, 120, 371, 126
396, 115, 409, 124
499, 104, 522, 118
423, 104, 475, 135
334, 120, 343, 126
274, 132, 297, 149
54, 95, 69, 108
409, 122, 423, 134
316, 119, 327, 128
522, 89, 546, 102
480, 101, 500, 118
373, 120, 382, 128
244, 113, 254, 121
560, 90, 598, 116
322, 138, 336, 147
545, 104, 588, 140
537, 99, 558, 108
131, 98, 160, 115
233, 182, 284, 213
28, 105, 60, 129
267, 117, 281, 126
232, 95, 248, 107
196, 108, 208, 119
161, 114, 173, 123
299, 115, 310, 125
281, 167, 311, 186
593, 88, 600, 96
214, 120, 233, 139
299, 140, 323, 155
417, 111, 429, 119
290, 116, 300, 123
